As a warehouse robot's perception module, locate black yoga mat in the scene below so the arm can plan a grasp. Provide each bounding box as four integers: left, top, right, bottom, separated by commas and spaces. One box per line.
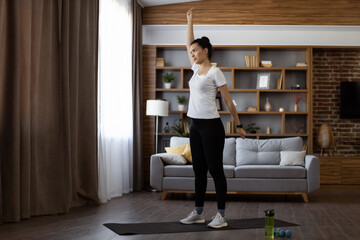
104, 218, 298, 235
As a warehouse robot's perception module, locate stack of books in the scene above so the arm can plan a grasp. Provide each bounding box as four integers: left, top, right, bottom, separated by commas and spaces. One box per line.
226, 121, 237, 134
246, 106, 257, 112
261, 60, 272, 68
244, 56, 257, 67
156, 58, 164, 67
296, 62, 307, 67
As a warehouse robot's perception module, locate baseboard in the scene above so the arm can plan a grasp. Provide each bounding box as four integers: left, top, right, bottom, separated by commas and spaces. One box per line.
161, 190, 309, 202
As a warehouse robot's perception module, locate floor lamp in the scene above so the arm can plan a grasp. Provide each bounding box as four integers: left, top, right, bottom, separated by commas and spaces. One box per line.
146, 100, 169, 154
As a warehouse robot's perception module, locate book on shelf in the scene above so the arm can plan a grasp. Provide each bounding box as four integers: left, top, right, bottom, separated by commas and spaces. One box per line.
246, 106, 257, 112
244, 56, 257, 67
156, 58, 164, 67
277, 73, 283, 89
261, 64, 272, 68
261, 60, 272, 68
296, 62, 307, 67
261, 60, 272, 64
226, 121, 238, 134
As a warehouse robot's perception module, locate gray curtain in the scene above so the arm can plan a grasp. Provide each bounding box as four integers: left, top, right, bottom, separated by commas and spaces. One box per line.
0, 0, 99, 223
132, 0, 143, 191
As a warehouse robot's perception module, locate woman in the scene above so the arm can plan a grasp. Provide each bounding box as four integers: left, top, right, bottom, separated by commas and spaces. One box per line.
179, 8, 246, 229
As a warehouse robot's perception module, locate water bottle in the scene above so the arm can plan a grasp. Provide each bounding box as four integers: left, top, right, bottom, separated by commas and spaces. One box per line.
265, 209, 275, 239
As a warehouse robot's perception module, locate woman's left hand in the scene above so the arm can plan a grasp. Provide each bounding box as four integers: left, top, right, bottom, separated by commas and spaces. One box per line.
237, 127, 246, 139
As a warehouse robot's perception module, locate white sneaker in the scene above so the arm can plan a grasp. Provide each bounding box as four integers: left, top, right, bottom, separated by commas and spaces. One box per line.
207, 212, 228, 229
180, 210, 205, 224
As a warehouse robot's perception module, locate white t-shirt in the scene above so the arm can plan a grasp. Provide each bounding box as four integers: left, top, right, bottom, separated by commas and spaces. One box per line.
187, 63, 227, 119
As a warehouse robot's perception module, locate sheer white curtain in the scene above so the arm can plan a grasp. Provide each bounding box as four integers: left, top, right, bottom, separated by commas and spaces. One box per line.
98, 0, 133, 203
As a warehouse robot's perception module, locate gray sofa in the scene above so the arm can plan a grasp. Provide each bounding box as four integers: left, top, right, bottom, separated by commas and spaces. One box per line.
150, 136, 319, 202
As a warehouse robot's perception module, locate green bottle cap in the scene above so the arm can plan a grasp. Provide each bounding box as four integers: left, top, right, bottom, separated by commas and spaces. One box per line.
264, 209, 275, 217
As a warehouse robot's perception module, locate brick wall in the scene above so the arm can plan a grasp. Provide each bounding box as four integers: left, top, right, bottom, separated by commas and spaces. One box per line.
312, 48, 360, 156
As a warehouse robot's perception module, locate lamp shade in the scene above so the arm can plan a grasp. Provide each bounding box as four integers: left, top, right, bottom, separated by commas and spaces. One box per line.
146, 100, 169, 116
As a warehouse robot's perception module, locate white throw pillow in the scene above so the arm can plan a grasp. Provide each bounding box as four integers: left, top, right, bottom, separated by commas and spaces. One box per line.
280, 151, 306, 166
157, 153, 187, 165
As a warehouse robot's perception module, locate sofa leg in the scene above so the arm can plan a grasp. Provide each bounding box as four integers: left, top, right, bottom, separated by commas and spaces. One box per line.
302, 193, 308, 203
161, 191, 168, 200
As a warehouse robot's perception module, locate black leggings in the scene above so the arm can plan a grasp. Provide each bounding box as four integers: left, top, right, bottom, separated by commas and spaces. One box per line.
189, 117, 226, 210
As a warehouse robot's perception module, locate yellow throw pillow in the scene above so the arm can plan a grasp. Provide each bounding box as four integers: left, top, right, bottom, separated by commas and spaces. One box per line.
165, 144, 192, 163
182, 144, 192, 163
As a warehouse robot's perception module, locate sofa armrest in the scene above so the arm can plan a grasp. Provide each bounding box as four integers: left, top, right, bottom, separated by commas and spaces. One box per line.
150, 154, 165, 191
305, 155, 320, 194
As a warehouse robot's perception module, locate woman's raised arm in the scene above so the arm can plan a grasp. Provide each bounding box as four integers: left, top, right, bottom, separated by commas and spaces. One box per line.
186, 8, 195, 66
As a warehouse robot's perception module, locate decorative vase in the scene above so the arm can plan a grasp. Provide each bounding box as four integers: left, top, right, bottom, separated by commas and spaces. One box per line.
294, 103, 298, 112
317, 124, 335, 156
264, 97, 272, 112
164, 82, 171, 89
266, 126, 271, 134
178, 104, 184, 111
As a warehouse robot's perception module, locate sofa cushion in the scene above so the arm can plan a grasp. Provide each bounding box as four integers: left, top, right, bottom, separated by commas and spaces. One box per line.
280, 151, 306, 166
223, 138, 236, 165
165, 144, 192, 163
234, 165, 306, 179
170, 137, 189, 147
157, 153, 187, 165
170, 137, 236, 166
235, 137, 303, 166
164, 165, 235, 178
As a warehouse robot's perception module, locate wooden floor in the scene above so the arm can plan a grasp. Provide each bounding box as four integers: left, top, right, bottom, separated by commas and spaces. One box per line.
1, 189, 360, 240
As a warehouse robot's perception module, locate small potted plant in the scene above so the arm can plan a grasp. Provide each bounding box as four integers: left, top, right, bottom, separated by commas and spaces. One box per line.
171, 119, 190, 137
246, 122, 261, 134
177, 95, 186, 111
162, 72, 175, 89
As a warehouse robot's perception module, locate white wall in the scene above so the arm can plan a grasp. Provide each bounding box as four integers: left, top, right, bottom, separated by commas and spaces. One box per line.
143, 25, 360, 46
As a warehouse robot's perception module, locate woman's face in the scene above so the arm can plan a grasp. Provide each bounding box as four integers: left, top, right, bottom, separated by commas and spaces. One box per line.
189, 43, 208, 64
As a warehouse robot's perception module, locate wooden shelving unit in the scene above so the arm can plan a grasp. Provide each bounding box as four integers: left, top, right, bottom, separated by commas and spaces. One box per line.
147, 45, 313, 153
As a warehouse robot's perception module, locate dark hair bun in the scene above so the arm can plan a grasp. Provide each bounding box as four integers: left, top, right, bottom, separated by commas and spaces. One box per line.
201, 36, 210, 44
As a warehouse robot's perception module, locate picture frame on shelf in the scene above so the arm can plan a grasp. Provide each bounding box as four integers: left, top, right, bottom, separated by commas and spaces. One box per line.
215, 96, 222, 111
256, 73, 271, 89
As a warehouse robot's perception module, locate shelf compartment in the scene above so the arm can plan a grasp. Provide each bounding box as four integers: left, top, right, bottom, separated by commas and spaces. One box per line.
220, 92, 257, 112
259, 47, 308, 68
260, 92, 307, 112
221, 114, 282, 135
156, 69, 182, 89
156, 47, 190, 67
285, 114, 307, 135
234, 69, 282, 89
158, 113, 183, 135
285, 69, 307, 89
211, 47, 257, 67
156, 92, 190, 111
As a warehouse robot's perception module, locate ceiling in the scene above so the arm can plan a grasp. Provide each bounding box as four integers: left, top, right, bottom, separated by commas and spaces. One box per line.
137, 0, 201, 7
